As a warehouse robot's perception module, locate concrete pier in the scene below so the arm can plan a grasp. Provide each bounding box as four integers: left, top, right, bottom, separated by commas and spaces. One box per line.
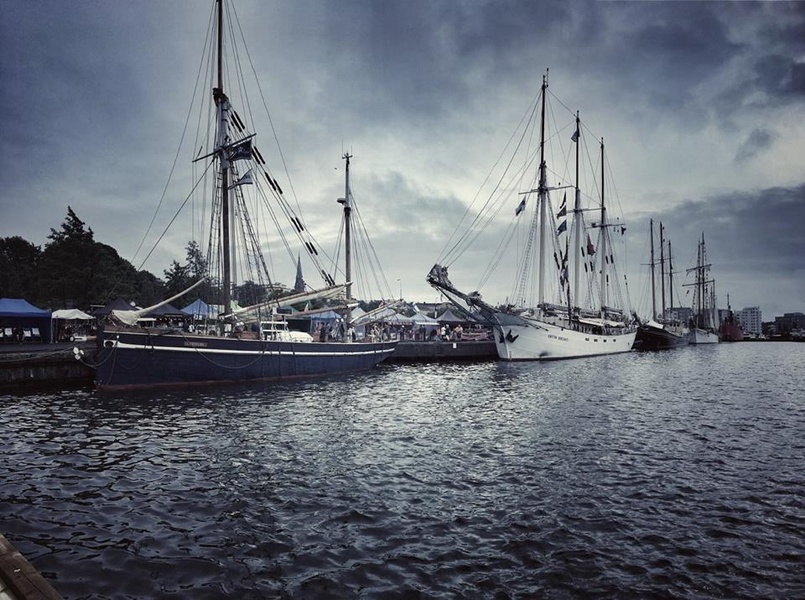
0, 535, 62, 600
0, 343, 93, 388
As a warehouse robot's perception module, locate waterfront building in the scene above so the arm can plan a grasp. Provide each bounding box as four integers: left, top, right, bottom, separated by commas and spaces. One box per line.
774, 312, 805, 336
737, 306, 762, 336
665, 306, 693, 325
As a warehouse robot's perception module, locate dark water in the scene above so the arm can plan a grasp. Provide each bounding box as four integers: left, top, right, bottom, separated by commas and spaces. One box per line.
2, 343, 804, 599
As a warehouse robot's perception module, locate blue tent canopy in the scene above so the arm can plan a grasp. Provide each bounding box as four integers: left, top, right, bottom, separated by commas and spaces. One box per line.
0, 298, 52, 342
182, 298, 216, 319
0, 298, 50, 317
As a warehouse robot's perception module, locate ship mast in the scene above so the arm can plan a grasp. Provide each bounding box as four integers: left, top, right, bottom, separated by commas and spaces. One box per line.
341, 153, 353, 301
659, 222, 667, 322
214, 0, 232, 317
599, 138, 608, 316
572, 111, 582, 316
337, 152, 355, 340
668, 239, 675, 318
696, 237, 703, 325
649, 219, 656, 321
537, 72, 548, 308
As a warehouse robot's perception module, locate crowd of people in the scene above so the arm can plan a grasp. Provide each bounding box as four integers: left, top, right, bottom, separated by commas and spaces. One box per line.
310, 320, 490, 343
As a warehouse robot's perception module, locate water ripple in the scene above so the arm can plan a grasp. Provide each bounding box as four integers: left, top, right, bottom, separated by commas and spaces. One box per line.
1, 343, 804, 598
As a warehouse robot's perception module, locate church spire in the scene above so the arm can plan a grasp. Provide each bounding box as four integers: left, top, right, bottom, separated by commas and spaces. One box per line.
294, 254, 305, 292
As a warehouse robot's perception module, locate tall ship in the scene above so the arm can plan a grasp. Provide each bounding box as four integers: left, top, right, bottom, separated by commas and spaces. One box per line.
719, 294, 744, 342
428, 71, 636, 360
634, 220, 689, 350
89, 0, 396, 389
684, 234, 720, 344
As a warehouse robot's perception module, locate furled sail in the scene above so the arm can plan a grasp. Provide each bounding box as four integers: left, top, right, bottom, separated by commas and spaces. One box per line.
111, 279, 206, 326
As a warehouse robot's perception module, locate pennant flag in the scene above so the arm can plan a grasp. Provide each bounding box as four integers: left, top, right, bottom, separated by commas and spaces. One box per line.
557, 193, 566, 218
515, 198, 526, 216
229, 169, 253, 188
571, 128, 579, 143
557, 220, 567, 235
227, 138, 252, 162
586, 233, 596, 255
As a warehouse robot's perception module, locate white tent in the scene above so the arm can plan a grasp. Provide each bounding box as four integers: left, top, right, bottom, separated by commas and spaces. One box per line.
409, 312, 439, 325
51, 308, 95, 342
52, 309, 94, 320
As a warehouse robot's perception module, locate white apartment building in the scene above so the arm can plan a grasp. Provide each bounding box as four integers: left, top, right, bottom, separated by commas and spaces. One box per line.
737, 306, 762, 336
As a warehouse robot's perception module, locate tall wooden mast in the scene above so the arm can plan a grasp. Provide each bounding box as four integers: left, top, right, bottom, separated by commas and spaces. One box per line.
337, 152, 354, 340
537, 72, 548, 307
649, 219, 656, 321
573, 111, 582, 314
214, 0, 232, 316
659, 222, 666, 321
668, 239, 675, 317
599, 138, 608, 315
342, 153, 353, 301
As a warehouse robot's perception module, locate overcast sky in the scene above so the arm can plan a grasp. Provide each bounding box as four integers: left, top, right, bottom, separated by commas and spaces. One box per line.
1, 0, 803, 319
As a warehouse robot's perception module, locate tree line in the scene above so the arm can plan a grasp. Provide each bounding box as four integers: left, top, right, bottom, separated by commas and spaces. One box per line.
0, 206, 383, 314
0, 207, 214, 311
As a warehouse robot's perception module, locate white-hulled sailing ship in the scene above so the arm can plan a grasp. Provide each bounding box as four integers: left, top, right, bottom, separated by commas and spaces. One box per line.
90, 0, 396, 389
685, 233, 720, 344
428, 71, 636, 360
634, 220, 689, 350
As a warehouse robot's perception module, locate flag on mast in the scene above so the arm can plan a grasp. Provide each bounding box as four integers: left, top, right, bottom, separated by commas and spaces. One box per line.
229, 169, 253, 188
227, 138, 253, 162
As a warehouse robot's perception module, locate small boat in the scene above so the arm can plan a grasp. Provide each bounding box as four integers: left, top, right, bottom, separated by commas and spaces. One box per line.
719, 294, 744, 342
635, 220, 689, 350
684, 233, 720, 344
428, 71, 636, 360
91, 0, 396, 389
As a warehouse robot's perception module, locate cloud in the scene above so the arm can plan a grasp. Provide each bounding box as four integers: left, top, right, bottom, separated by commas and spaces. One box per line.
1, 0, 803, 318
734, 128, 775, 163
628, 183, 805, 318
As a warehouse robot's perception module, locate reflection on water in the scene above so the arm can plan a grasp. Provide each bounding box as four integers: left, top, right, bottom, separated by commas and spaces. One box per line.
2, 343, 804, 598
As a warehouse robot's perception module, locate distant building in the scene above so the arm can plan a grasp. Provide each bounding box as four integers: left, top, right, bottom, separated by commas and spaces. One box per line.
664, 306, 692, 324
737, 306, 762, 336
774, 312, 805, 335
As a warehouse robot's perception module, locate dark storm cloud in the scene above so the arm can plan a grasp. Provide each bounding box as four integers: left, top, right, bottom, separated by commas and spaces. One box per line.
629, 184, 805, 316
0, 0, 802, 311
281, 0, 573, 130
752, 54, 805, 100
752, 2, 805, 101
643, 184, 805, 273
734, 128, 775, 163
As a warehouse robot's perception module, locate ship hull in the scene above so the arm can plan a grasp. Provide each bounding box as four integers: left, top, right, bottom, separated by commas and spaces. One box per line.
688, 328, 720, 345
719, 323, 743, 342
492, 314, 636, 361
634, 324, 689, 350
94, 329, 397, 389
